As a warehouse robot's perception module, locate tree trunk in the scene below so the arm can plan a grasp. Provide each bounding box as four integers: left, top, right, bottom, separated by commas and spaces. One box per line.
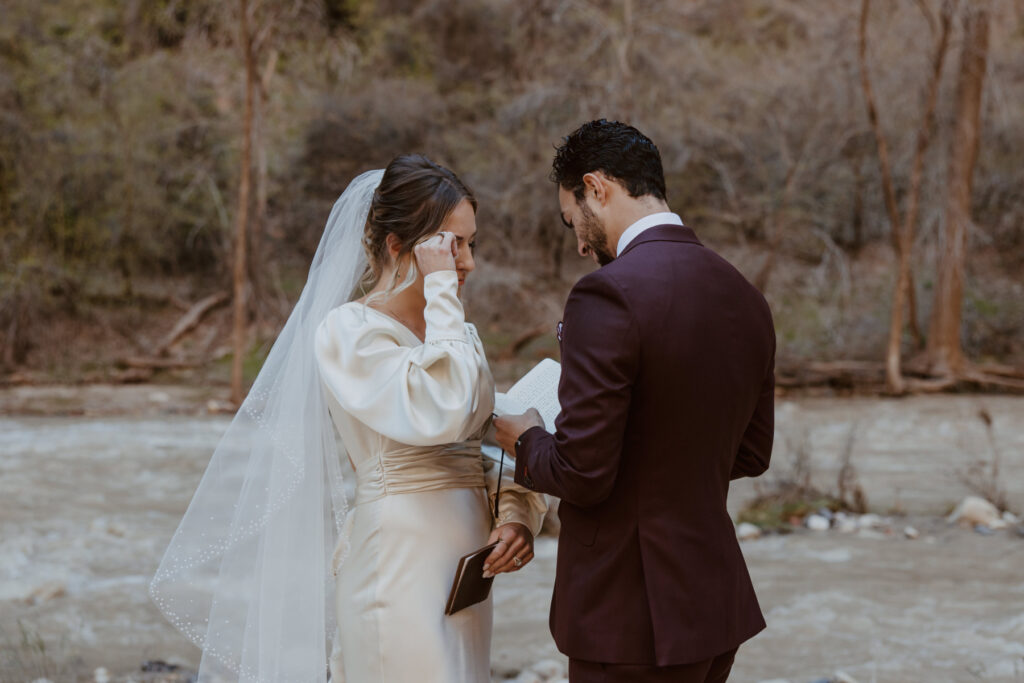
860, 0, 954, 392
859, 0, 905, 393
231, 0, 256, 405
616, 0, 634, 120
927, 0, 989, 376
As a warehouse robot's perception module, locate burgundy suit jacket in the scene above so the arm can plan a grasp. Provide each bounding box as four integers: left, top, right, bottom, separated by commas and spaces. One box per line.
514, 224, 774, 666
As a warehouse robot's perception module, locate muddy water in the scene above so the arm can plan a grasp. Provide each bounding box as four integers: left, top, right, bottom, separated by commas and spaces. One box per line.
1, 394, 1023, 682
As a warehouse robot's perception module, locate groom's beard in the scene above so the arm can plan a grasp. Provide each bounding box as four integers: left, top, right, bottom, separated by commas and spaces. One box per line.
577, 202, 615, 266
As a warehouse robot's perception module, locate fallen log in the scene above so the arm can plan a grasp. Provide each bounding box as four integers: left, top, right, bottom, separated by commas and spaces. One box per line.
119, 356, 203, 370
153, 292, 229, 356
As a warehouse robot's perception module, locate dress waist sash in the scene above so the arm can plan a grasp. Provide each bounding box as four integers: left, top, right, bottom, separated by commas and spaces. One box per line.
352, 439, 486, 505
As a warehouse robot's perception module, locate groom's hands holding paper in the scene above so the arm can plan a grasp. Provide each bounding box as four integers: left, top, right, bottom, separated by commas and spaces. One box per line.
494, 408, 544, 457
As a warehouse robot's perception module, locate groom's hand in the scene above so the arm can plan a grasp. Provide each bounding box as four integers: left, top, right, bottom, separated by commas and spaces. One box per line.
482, 522, 535, 578
493, 409, 544, 456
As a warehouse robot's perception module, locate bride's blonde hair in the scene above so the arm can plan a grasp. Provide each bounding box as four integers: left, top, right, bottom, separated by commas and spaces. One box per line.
361, 154, 477, 304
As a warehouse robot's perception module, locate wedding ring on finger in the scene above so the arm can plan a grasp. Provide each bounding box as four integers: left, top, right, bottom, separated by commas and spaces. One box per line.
513, 556, 522, 568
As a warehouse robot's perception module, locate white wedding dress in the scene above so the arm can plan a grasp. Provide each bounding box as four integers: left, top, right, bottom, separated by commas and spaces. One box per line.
315, 270, 546, 683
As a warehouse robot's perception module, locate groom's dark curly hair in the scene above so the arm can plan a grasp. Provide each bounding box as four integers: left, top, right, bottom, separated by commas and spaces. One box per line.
551, 119, 666, 202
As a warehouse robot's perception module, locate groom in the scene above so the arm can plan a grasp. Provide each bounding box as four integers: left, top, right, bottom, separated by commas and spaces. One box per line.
494, 120, 775, 682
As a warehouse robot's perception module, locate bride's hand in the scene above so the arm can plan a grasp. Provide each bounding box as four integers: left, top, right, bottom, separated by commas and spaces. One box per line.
413, 231, 457, 276
482, 522, 535, 578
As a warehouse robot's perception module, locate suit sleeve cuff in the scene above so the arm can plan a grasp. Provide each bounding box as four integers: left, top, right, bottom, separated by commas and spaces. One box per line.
513, 425, 549, 489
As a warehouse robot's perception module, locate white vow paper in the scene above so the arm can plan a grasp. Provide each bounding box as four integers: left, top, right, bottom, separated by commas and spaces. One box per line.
493, 358, 562, 433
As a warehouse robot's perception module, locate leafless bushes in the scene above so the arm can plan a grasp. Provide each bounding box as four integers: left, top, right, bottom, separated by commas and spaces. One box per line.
956, 407, 1012, 512
1, 0, 1023, 378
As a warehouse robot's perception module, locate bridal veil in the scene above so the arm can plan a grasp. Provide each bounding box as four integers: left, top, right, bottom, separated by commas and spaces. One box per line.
150, 169, 385, 682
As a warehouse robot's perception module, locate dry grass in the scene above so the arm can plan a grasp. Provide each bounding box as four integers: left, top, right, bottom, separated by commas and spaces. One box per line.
0, 622, 83, 683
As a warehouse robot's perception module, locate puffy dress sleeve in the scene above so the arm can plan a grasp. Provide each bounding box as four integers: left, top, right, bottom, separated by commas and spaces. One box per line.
315, 271, 486, 446
482, 454, 548, 536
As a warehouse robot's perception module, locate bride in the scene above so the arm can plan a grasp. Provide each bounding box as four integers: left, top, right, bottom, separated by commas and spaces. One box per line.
150, 155, 547, 682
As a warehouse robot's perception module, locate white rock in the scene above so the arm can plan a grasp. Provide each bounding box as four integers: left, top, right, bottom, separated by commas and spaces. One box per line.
858, 513, 881, 529
206, 399, 235, 414
736, 522, 762, 540
90, 517, 126, 537
981, 658, 1023, 677
93, 668, 111, 683
148, 391, 170, 403
514, 672, 543, 683
27, 581, 66, 604
806, 514, 830, 531
947, 496, 1007, 529
1002, 511, 1020, 525
529, 659, 566, 679
836, 516, 858, 533
903, 526, 919, 539
834, 671, 860, 683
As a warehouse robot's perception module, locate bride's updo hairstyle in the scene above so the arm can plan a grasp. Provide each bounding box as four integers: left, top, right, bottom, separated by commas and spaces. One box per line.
361, 154, 477, 301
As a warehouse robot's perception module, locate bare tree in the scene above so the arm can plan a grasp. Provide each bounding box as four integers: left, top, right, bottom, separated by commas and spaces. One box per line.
858, 0, 954, 393
231, 0, 257, 406
925, 0, 989, 377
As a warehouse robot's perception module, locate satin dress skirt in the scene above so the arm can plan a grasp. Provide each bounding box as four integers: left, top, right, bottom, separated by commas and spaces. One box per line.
331, 484, 494, 682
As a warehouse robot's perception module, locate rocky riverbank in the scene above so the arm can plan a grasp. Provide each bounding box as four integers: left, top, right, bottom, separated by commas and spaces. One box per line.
3, 388, 1024, 682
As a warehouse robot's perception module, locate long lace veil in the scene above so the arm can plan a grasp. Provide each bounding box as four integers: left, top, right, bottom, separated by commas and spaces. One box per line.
150, 169, 385, 682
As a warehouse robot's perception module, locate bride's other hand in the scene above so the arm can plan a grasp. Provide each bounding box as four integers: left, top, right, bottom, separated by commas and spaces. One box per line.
482, 522, 535, 578
413, 230, 457, 276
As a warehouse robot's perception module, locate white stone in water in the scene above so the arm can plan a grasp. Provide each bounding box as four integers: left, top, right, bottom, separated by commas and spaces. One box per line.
836, 516, 858, 533
904, 526, 919, 539
806, 514, 830, 531
833, 671, 860, 683
736, 522, 762, 540
982, 658, 1024, 678
947, 496, 1007, 529
529, 659, 566, 679
93, 668, 111, 683
90, 517, 126, 537
513, 672, 543, 683
27, 581, 66, 604
857, 513, 881, 529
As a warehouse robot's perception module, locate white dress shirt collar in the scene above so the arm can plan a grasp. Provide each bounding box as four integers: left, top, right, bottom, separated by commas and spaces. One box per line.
616, 212, 684, 256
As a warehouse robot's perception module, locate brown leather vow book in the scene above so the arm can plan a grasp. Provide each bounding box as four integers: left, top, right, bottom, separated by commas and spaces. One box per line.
444, 542, 498, 616
445, 440, 507, 616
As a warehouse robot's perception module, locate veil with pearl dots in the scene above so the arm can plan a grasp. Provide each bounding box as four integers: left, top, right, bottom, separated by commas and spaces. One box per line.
150, 169, 385, 682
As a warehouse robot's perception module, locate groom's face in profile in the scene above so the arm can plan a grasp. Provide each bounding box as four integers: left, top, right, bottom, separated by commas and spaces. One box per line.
559, 186, 615, 266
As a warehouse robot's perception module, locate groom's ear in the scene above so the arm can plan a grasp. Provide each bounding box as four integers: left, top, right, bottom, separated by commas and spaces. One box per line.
582, 172, 609, 207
